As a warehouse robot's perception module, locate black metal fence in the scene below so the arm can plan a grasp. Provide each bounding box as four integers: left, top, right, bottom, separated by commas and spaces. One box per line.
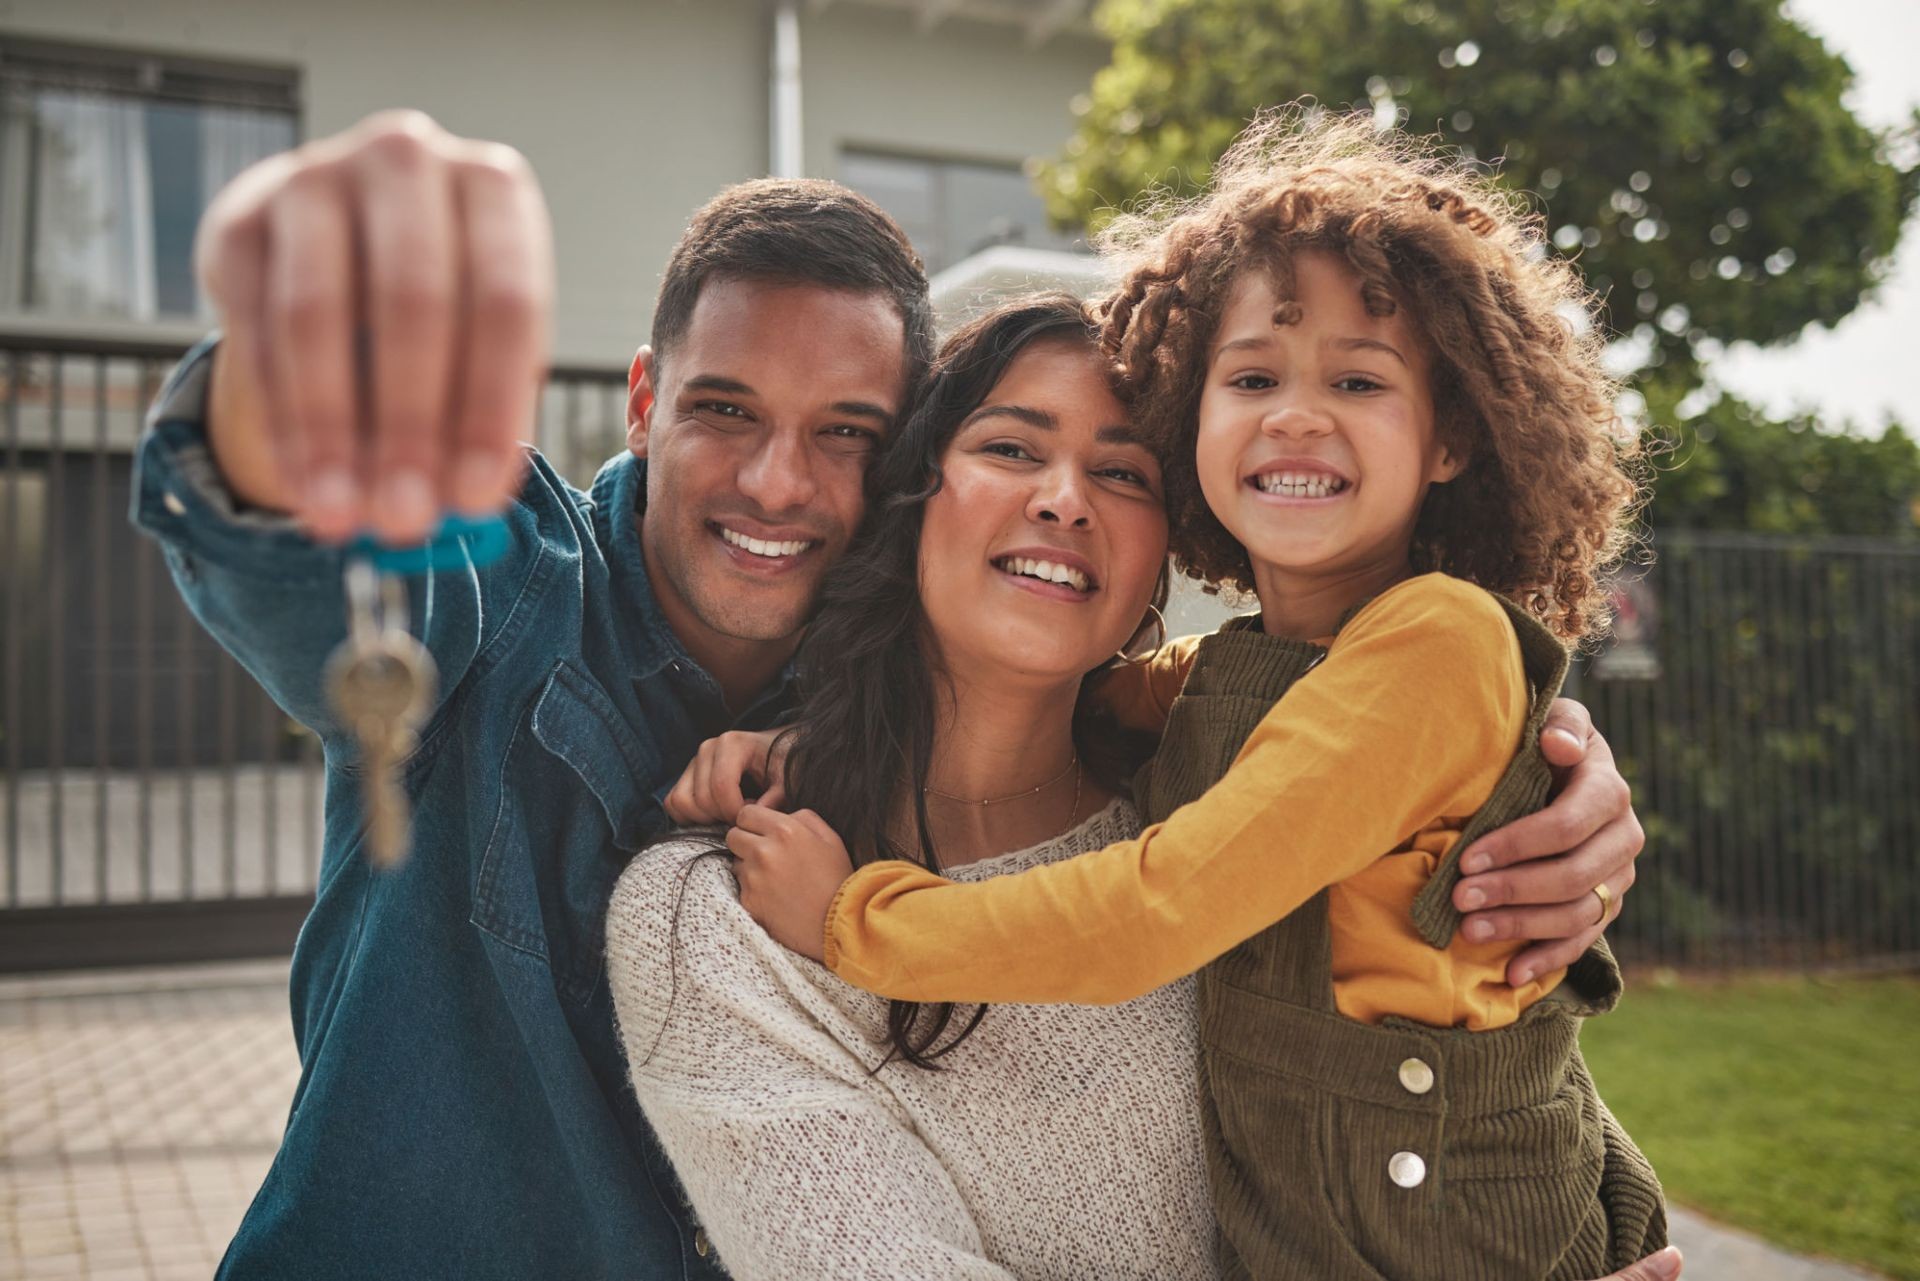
0, 333, 627, 968
1582, 531, 1920, 971
2, 334, 1916, 973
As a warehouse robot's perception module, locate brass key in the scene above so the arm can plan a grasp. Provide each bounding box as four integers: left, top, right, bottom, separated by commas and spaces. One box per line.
325, 560, 438, 868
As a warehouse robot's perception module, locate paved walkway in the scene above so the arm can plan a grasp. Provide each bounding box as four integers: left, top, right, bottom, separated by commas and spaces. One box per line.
0, 963, 295, 1280
0, 961, 1889, 1280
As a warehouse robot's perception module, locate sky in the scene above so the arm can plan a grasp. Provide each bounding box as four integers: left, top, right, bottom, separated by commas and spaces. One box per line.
1706, 0, 1920, 435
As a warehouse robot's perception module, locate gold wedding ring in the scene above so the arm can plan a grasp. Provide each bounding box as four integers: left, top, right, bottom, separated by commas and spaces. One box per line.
1591, 881, 1613, 926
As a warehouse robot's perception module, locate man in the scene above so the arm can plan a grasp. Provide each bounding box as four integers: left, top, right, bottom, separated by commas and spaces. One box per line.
134, 111, 1661, 1278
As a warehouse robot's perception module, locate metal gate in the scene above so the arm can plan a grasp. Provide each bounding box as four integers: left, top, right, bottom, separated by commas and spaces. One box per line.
0, 332, 627, 970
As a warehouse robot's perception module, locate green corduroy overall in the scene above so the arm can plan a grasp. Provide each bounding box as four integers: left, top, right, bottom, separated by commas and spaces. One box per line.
1136, 599, 1667, 1281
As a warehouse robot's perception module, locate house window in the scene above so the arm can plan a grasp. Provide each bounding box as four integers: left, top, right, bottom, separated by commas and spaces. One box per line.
0, 37, 299, 323
840, 149, 1079, 276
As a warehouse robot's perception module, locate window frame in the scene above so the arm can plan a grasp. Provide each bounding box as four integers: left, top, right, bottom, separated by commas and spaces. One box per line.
838, 142, 1079, 276
0, 35, 302, 333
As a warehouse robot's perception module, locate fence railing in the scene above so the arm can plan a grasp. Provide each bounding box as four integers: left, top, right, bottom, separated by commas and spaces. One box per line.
0, 332, 627, 968
2, 334, 1916, 973
1584, 531, 1920, 971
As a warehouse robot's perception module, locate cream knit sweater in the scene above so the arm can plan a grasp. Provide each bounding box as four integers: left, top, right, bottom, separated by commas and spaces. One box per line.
606, 799, 1219, 1281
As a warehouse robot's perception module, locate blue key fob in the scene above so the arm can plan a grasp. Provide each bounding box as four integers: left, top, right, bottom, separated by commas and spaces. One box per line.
349, 513, 510, 574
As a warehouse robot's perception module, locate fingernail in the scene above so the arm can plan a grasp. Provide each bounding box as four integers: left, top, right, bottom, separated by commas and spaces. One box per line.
1460, 886, 1486, 910
451, 452, 499, 512
307, 469, 356, 529
1654, 1246, 1684, 1278
1465, 919, 1494, 942
1514, 966, 1536, 985
377, 470, 436, 538
1462, 850, 1491, 875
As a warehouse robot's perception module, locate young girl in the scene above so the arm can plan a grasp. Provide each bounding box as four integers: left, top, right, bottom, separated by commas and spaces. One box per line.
725, 112, 1666, 1280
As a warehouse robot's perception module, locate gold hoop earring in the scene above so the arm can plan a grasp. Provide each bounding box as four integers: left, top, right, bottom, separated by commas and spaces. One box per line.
1114, 603, 1167, 666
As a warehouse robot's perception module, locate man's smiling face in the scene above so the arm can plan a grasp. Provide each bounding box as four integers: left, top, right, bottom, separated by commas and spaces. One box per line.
630, 277, 907, 660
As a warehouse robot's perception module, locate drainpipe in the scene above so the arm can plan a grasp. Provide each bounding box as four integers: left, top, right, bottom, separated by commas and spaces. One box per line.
770, 0, 804, 177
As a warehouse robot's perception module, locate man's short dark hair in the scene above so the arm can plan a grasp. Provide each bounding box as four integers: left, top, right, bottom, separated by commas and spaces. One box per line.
652, 178, 935, 395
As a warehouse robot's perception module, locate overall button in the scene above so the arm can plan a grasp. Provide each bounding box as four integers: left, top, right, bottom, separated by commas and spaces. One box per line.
1398, 1056, 1435, 1095
162, 490, 188, 516
1388, 1151, 1427, 1189
694, 1227, 712, 1257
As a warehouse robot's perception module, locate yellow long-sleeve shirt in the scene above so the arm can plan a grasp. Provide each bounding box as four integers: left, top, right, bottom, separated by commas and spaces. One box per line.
823, 573, 1566, 1030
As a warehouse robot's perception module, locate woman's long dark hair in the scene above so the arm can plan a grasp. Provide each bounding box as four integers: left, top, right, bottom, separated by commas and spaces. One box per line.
782, 293, 1167, 1070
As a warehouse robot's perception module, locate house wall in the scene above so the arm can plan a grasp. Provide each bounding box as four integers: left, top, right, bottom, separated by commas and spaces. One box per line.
1, 0, 1104, 364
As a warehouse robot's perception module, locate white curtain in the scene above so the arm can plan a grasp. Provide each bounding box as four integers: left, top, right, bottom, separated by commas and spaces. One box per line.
29, 91, 157, 319
0, 87, 293, 320
197, 105, 295, 318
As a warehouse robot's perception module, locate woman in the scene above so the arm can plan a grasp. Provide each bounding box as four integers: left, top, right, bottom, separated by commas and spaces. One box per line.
604, 296, 1682, 1281
607, 295, 1211, 1280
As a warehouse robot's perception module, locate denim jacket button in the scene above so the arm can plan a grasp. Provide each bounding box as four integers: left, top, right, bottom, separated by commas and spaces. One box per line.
694, 1227, 711, 1257
163, 490, 187, 516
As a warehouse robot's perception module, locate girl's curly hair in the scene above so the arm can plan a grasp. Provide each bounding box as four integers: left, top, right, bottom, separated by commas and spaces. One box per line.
1097, 106, 1646, 642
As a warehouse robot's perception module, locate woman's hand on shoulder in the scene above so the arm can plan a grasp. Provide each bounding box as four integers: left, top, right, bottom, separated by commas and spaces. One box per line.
727, 804, 853, 963
666, 729, 791, 824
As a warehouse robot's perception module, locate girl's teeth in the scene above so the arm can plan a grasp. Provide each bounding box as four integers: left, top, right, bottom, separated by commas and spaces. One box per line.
1257, 473, 1345, 497
721, 527, 811, 557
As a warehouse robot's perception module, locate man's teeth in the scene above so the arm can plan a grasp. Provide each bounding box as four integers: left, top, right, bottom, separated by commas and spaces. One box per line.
1255, 471, 1348, 498
996, 557, 1091, 592
719, 526, 813, 558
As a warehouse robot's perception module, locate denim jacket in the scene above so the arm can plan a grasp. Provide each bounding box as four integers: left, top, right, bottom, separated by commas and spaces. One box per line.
132, 342, 787, 1279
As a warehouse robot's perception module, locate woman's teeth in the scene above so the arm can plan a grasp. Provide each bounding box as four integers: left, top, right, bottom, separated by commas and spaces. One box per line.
720, 526, 813, 558
995, 557, 1091, 593
1254, 472, 1348, 498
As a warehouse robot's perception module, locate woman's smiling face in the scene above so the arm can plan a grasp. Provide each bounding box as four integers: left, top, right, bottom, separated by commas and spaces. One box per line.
918, 338, 1169, 685
1195, 251, 1461, 599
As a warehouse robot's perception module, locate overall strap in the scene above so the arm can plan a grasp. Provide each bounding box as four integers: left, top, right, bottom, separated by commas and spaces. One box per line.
1397, 590, 1624, 1013
1408, 595, 1571, 947
1135, 616, 1340, 1010
1132, 615, 1324, 825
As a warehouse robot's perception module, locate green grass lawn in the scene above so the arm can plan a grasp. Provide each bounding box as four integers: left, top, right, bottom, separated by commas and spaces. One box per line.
1581, 973, 1920, 1280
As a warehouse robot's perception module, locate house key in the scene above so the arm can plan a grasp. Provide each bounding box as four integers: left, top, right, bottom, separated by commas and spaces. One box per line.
325, 559, 438, 869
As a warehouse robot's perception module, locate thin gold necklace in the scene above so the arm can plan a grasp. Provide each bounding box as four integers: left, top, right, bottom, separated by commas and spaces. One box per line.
924, 755, 1079, 807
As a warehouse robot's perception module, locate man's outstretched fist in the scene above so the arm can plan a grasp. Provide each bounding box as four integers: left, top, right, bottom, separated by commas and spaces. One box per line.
195, 109, 554, 545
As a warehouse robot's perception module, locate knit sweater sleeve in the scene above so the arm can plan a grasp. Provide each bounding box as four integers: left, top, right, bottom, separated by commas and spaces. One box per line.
821, 574, 1528, 1006
606, 840, 1016, 1281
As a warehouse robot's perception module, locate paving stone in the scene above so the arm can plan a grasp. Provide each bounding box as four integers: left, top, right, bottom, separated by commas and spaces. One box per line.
0, 963, 294, 1280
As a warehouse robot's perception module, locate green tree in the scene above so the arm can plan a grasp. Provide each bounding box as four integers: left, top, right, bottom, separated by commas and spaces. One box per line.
1643, 392, 1920, 538
1044, 0, 1919, 374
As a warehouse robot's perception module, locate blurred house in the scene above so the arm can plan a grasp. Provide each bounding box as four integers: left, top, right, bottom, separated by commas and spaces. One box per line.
1, 0, 1102, 360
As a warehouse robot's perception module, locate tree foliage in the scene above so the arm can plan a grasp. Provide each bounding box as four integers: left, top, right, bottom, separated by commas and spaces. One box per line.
1642, 391, 1920, 538
1043, 0, 1919, 372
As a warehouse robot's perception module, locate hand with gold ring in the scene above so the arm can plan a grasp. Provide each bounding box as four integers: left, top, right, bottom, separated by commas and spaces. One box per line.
1591, 881, 1614, 927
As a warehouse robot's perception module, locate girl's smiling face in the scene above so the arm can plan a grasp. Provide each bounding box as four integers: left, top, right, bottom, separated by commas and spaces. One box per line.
1195, 251, 1462, 629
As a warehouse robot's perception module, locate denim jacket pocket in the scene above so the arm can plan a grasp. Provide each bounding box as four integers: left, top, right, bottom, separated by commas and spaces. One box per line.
474, 661, 665, 1007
